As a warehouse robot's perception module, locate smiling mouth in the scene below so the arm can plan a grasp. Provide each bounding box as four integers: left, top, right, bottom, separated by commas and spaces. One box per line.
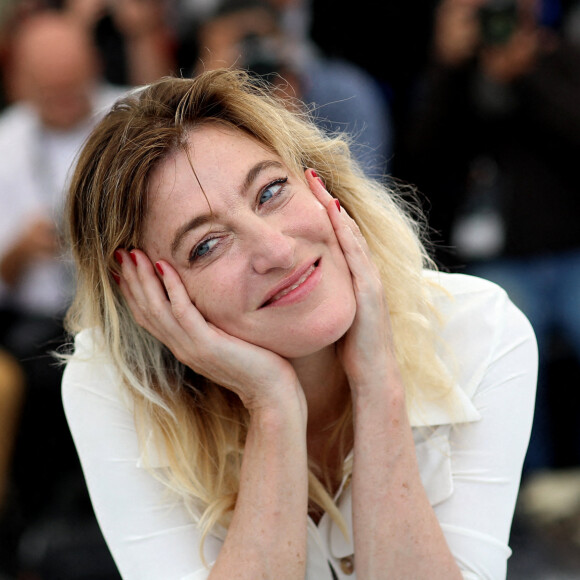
261, 259, 320, 307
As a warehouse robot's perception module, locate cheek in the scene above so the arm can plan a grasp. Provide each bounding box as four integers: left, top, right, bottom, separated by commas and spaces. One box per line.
183, 269, 242, 329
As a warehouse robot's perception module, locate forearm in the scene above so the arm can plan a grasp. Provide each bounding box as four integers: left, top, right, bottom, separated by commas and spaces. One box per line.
351, 375, 461, 579
209, 395, 309, 579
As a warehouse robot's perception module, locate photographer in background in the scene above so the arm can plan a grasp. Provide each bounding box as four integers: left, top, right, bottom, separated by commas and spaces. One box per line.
194, 0, 392, 175
0, 12, 126, 576
401, 0, 580, 474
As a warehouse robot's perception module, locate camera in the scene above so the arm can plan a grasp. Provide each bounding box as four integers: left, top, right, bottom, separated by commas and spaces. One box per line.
479, 0, 519, 45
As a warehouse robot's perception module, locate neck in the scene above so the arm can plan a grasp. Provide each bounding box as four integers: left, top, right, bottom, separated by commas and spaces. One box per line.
289, 344, 350, 440
289, 344, 352, 496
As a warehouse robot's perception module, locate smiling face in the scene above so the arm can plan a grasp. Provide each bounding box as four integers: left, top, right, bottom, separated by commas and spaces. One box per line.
141, 124, 356, 359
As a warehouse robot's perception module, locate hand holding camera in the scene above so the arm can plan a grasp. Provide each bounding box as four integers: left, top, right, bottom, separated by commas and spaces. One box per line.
434, 0, 543, 82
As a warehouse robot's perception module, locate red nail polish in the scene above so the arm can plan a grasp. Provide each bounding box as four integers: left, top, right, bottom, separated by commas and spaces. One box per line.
112, 272, 120, 285
155, 262, 164, 276
129, 251, 138, 266
311, 169, 318, 179
114, 250, 123, 264
335, 199, 341, 212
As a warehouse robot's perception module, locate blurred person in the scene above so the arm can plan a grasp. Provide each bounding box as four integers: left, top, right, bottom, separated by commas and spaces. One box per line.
174, 0, 311, 42
0, 1, 55, 110
401, 0, 580, 471
0, 10, 125, 574
0, 9, 122, 344
66, 0, 176, 86
194, 0, 392, 175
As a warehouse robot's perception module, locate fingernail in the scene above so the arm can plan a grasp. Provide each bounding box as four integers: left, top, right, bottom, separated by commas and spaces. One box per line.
129, 251, 138, 266
111, 272, 120, 285
310, 169, 318, 179
114, 250, 123, 264
155, 262, 164, 276
335, 199, 341, 212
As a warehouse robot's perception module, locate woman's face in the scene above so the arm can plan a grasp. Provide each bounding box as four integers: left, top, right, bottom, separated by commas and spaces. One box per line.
142, 124, 356, 359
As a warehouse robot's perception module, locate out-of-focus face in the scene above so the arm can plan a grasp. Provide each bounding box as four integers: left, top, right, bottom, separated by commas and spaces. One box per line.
12, 17, 97, 130
142, 124, 356, 359
27, 59, 95, 130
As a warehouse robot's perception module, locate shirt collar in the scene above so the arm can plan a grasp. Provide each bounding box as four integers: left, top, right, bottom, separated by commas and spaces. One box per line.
408, 376, 482, 427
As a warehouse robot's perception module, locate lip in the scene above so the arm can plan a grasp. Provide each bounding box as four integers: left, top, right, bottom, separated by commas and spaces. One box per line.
260, 258, 321, 308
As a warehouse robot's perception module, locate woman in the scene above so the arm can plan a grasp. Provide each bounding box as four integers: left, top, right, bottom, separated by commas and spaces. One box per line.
62, 69, 537, 579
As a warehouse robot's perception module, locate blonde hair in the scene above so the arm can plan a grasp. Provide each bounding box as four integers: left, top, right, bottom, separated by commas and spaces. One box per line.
66, 69, 450, 546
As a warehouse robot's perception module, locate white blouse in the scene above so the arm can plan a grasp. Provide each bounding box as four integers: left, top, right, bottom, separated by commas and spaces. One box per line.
62, 272, 537, 580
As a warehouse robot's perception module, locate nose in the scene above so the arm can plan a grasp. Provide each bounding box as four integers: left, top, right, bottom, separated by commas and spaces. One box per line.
246, 219, 295, 274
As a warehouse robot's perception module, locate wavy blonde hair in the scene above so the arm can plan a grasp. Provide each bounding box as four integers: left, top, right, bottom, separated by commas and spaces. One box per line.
66, 69, 450, 547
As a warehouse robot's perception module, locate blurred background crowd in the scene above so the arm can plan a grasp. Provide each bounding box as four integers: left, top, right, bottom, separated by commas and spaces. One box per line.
0, 0, 579, 578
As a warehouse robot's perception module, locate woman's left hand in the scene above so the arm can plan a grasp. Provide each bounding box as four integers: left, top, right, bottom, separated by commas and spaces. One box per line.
307, 170, 463, 579
305, 170, 400, 396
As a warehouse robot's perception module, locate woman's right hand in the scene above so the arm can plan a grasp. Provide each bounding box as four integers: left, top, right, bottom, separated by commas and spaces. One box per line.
114, 248, 305, 414
113, 249, 309, 580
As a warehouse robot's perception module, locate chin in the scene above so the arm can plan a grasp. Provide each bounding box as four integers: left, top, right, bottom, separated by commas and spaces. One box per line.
269, 300, 357, 359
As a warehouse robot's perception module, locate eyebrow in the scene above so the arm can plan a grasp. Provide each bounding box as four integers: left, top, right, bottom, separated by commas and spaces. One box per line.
170, 159, 285, 257
241, 160, 284, 195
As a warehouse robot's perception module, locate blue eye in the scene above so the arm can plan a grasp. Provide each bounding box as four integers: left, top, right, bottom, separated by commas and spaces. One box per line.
259, 178, 287, 205
190, 237, 218, 261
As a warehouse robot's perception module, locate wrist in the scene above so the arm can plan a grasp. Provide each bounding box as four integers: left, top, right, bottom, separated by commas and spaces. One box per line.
247, 381, 308, 429
347, 352, 403, 396
246, 396, 308, 459
350, 367, 406, 413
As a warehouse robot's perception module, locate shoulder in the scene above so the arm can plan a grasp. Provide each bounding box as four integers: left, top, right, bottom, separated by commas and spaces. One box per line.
0, 103, 35, 131
63, 327, 110, 370
425, 268, 510, 304
425, 270, 535, 349
412, 272, 538, 577
0, 106, 40, 199
0, 104, 37, 154
62, 328, 131, 415
428, 271, 538, 391
428, 270, 537, 380
409, 270, 537, 425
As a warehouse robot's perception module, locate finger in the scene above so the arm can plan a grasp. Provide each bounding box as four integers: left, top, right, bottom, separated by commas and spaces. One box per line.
116, 249, 185, 342
305, 171, 364, 252
154, 259, 293, 392
322, 197, 381, 293
304, 169, 379, 286
153, 258, 209, 333
305, 168, 335, 208
305, 167, 353, 234
114, 264, 181, 347
151, 258, 245, 369
114, 249, 153, 319
333, 214, 379, 288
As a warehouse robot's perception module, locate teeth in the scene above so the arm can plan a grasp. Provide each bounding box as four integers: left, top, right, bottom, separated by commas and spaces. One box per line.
270, 264, 315, 303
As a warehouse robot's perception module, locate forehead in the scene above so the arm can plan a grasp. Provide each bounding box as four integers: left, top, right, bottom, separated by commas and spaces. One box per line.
188, 123, 275, 170
146, 124, 281, 215
152, 124, 275, 186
